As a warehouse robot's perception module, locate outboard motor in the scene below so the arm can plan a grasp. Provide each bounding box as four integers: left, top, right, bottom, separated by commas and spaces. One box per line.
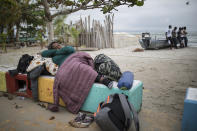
142, 33, 151, 48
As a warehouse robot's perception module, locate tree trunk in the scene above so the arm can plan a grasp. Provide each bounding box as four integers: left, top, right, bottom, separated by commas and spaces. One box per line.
0, 25, 3, 34
16, 23, 20, 42
42, 0, 54, 45
47, 21, 54, 44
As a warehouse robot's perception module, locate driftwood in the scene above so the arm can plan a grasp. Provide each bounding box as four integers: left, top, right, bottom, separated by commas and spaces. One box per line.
132, 48, 144, 52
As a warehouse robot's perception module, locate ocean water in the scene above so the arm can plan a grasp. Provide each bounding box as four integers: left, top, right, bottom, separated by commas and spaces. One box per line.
115, 31, 197, 47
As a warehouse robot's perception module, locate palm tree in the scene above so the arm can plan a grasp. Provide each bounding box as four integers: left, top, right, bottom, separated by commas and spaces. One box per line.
68, 27, 81, 51
53, 15, 68, 43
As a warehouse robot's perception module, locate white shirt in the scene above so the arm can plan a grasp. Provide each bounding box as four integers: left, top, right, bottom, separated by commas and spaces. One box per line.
183, 29, 187, 37
181, 30, 184, 38
166, 28, 172, 37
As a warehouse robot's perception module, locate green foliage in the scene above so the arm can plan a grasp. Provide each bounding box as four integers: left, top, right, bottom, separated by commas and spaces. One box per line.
136, 0, 144, 6
53, 15, 68, 36
101, 5, 114, 14
0, 0, 45, 46
46, 0, 144, 15
0, 0, 145, 47
36, 29, 44, 42
0, 33, 8, 52
18, 1, 45, 28
64, 1, 75, 6
68, 27, 81, 45
0, 0, 21, 26
68, 26, 81, 50
53, 15, 68, 42
78, 0, 85, 3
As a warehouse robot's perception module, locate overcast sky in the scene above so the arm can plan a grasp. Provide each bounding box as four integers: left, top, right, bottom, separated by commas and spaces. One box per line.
66, 0, 197, 32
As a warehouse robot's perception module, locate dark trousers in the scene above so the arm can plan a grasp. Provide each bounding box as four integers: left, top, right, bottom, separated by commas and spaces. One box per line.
27, 65, 51, 101
180, 37, 185, 48
172, 37, 178, 48
184, 37, 188, 47
177, 37, 183, 47
167, 37, 173, 49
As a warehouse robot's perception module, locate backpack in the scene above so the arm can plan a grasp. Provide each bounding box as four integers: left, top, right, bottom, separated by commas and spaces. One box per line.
94, 93, 139, 131
94, 54, 122, 81
17, 54, 34, 73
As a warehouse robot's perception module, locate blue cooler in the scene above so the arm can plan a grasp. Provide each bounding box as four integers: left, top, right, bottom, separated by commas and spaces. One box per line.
81, 80, 143, 113
182, 88, 197, 131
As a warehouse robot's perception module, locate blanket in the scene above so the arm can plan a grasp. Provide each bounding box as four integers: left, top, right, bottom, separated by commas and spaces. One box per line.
49, 52, 98, 114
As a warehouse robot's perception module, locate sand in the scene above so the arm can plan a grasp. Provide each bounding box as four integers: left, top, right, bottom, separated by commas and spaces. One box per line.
0, 34, 197, 131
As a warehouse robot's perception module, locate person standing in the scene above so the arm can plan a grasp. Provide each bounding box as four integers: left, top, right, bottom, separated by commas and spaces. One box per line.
177, 27, 182, 47
172, 27, 178, 49
180, 27, 185, 48
166, 25, 173, 49
183, 27, 188, 47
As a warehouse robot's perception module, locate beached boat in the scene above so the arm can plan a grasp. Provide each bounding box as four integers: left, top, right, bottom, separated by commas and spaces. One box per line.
139, 33, 170, 49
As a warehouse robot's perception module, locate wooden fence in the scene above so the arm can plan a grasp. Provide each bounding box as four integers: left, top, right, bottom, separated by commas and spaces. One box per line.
68, 14, 114, 49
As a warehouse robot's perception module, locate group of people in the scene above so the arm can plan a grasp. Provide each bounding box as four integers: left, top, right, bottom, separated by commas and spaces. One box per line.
166, 25, 188, 49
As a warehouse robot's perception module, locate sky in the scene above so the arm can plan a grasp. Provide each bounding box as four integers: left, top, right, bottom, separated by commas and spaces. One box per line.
66, 0, 197, 32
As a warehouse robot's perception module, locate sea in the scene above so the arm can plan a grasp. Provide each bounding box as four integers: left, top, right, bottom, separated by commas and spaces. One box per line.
114, 30, 197, 47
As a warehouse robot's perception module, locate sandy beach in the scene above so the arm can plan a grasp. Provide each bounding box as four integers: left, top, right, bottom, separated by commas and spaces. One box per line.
0, 34, 197, 131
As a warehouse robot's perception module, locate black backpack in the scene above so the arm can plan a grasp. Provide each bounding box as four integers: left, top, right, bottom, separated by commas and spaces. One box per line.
17, 54, 34, 73
94, 93, 139, 131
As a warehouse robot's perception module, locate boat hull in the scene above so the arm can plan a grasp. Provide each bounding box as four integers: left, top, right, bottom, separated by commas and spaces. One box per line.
139, 39, 170, 49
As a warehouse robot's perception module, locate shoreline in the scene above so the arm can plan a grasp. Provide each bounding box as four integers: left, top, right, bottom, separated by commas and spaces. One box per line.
114, 31, 197, 47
